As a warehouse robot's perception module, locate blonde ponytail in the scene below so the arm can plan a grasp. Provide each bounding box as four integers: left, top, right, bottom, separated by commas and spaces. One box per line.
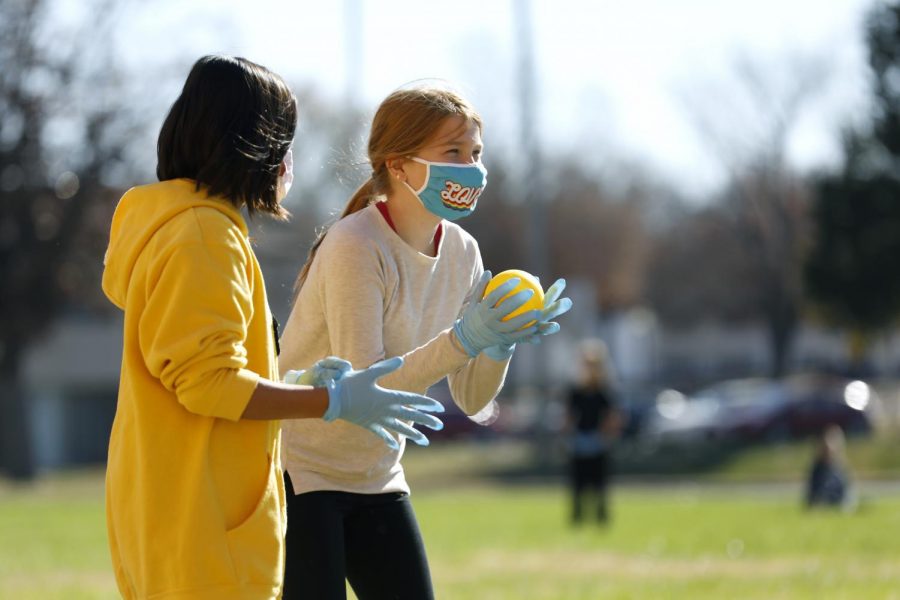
293, 177, 379, 293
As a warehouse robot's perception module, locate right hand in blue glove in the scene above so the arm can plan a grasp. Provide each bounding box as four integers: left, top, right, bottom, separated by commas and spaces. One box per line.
323, 356, 445, 450
453, 271, 541, 357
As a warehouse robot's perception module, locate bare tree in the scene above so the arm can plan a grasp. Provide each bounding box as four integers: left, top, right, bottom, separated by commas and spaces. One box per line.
461, 156, 653, 315
681, 52, 826, 376
457, 161, 529, 274
546, 165, 652, 313
645, 205, 765, 328
0, 0, 143, 478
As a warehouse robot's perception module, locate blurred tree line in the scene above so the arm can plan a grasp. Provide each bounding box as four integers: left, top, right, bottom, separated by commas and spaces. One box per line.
805, 2, 900, 366
3, 0, 900, 479
0, 0, 137, 478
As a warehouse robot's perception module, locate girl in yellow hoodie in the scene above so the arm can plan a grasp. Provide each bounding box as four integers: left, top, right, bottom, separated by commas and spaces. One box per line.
101, 55, 444, 600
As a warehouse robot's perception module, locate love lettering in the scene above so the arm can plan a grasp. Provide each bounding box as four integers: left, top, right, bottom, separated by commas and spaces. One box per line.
441, 180, 484, 209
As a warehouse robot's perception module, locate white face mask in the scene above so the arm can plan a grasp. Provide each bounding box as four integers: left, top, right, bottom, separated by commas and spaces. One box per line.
277, 147, 294, 201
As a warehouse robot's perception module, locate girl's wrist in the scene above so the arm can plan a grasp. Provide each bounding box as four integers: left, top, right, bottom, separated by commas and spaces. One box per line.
450, 323, 476, 357
322, 379, 342, 421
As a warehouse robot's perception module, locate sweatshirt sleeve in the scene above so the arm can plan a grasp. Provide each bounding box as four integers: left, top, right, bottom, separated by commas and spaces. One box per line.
446, 353, 510, 415
139, 239, 260, 421
444, 254, 511, 415
376, 329, 476, 396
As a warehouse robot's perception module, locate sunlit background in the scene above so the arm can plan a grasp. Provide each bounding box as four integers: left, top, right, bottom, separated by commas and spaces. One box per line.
3, 0, 900, 597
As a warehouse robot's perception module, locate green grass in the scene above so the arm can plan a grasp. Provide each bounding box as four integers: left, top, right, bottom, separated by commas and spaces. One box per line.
708, 434, 900, 482
0, 472, 116, 599
416, 487, 900, 599
4, 442, 900, 599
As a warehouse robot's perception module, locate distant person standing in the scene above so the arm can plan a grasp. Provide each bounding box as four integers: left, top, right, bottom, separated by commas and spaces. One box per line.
806, 425, 853, 510
567, 340, 622, 525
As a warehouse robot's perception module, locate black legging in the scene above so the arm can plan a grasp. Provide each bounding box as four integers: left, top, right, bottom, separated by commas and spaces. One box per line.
571, 452, 611, 523
282, 472, 434, 600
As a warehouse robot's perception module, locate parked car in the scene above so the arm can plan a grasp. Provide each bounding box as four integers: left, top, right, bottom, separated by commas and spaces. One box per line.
718, 375, 873, 442
644, 374, 877, 446
615, 384, 677, 440
644, 378, 778, 445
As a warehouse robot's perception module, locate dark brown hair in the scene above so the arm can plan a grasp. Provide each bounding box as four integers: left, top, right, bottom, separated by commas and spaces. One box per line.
157, 55, 297, 218
294, 86, 482, 289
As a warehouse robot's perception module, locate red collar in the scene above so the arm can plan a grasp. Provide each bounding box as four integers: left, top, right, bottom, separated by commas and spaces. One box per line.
376, 201, 443, 254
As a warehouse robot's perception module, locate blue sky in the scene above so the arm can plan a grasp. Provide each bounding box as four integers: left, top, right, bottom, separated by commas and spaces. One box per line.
113, 0, 875, 198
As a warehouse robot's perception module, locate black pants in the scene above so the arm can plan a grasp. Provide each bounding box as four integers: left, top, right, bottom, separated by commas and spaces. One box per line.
570, 453, 611, 523
282, 472, 434, 600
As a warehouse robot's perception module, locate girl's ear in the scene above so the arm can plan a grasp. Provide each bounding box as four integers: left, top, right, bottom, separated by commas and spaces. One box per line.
386, 157, 408, 183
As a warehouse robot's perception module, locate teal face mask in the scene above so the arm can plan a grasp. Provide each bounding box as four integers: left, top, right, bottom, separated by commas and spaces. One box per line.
403, 157, 487, 221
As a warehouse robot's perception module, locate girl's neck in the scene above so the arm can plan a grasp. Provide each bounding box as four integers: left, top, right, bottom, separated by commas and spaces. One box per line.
384, 192, 442, 256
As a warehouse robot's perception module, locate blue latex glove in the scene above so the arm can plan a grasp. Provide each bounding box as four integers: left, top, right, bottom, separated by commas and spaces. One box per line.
284, 356, 353, 387
323, 356, 445, 450
483, 278, 574, 357
453, 271, 541, 358
483, 343, 516, 361
523, 278, 573, 345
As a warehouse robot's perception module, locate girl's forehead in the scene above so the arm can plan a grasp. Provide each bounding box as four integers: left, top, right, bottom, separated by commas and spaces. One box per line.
428, 116, 481, 146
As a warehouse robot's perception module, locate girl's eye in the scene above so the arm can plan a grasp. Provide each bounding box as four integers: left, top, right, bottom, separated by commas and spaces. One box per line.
446, 148, 459, 155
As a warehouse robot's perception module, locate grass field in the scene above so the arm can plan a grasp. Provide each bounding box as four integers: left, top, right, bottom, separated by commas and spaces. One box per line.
3, 442, 900, 599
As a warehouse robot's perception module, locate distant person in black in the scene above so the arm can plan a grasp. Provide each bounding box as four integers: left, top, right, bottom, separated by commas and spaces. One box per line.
566, 341, 622, 525
806, 424, 852, 510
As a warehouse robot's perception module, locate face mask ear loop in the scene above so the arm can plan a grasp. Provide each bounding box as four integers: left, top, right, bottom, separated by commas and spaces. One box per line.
409, 156, 431, 195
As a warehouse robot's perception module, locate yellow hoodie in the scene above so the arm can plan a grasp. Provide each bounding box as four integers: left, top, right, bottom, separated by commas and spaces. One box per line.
102, 179, 285, 599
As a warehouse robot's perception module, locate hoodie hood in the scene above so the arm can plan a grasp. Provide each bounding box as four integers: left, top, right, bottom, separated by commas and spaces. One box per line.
102, 178, 249, 308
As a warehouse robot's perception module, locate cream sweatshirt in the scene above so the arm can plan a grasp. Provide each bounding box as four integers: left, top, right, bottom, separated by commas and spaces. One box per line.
279, 203, 509, 495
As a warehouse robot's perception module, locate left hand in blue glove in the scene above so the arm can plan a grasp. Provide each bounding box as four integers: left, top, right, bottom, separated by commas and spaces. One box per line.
284, 356, 352, 387
483, 278, 574, 358
453, 271, 541, 357
526, 278, 573, 343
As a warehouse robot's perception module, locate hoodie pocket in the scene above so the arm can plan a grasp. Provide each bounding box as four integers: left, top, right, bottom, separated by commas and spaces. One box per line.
225, 453, 283, 586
